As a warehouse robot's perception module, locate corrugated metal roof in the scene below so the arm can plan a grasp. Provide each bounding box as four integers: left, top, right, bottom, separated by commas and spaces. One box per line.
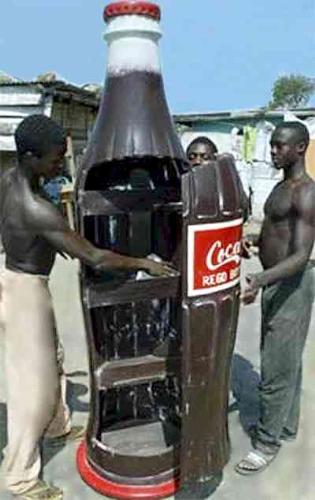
174, 108, 315, 124
0, 80, 100, 108
0, 79, 100, 151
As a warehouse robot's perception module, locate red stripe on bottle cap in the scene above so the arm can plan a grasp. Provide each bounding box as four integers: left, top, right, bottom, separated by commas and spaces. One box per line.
104, 1, 161, 22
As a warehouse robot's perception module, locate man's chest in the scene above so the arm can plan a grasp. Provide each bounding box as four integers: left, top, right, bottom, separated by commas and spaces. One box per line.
264, 182, 294, 221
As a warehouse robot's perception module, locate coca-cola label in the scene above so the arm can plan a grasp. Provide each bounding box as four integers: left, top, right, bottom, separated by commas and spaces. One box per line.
187, 219, 243, 297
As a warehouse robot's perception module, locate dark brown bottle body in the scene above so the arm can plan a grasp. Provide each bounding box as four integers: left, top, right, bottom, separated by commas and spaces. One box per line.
75, 3, 243, 498
75, 4, 188, 496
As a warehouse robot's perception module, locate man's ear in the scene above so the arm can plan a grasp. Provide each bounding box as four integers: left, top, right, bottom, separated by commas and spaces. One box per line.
295, 141, 307, 155
23, 151, 39, 168
24, 151, 35, 160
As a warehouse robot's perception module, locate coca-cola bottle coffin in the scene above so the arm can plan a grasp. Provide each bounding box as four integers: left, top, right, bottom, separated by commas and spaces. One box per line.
76, 3, 186, 499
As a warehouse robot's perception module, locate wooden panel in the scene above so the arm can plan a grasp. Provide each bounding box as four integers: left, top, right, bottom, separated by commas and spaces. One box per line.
0, 136, 15, 151
0, 105, 47, 118
0, 117, 21, 135
0, 86, 44, 106
83, 274, 180, 308
96, 355, 167, 388
306, 139, 315, 179
78, 189, 180, 216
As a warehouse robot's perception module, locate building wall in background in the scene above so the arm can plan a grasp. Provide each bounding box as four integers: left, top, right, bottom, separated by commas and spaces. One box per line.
175, 111, 315, 220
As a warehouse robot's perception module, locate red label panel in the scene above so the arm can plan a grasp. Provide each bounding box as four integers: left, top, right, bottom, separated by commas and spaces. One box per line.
187, 219, 243, 297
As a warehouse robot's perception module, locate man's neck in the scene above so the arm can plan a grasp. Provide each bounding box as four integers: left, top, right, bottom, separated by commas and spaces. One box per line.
283, 158, 306, 181
17, 165, 40, 192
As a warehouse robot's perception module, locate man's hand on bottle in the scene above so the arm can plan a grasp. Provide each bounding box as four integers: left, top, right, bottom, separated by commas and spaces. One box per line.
241, 274, 260, 304
93, 249, 175, 277
139, 258, 175, 277
240, 238, 253, 259
240, 234, 259, 259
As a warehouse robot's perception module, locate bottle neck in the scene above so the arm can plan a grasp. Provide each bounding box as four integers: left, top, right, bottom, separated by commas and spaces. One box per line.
104, 15, 162, 75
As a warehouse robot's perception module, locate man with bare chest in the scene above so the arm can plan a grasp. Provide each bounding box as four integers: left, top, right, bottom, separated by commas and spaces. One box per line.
236, 122, 315, 474
0, 115, 173, 499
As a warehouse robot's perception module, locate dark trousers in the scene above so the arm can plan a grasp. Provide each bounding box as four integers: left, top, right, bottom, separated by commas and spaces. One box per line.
253, 267, 314, 454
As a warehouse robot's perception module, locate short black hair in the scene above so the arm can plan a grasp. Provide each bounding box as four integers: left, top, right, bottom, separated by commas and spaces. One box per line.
274, 121, 310, 147
186, 136, 218, 155
15, 114, 66, 159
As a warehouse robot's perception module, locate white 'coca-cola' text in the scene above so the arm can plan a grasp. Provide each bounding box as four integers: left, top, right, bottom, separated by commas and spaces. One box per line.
206, 240, 241, 272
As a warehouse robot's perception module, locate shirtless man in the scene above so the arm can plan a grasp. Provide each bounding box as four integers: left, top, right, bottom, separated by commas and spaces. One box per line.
235, 121, 315, 474
0, 115, 173, 499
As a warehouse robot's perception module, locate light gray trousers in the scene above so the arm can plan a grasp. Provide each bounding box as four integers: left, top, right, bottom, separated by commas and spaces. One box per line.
0, 269, 71, 495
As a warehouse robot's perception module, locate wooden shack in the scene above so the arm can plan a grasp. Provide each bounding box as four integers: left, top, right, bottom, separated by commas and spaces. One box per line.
0, 78, 99, 176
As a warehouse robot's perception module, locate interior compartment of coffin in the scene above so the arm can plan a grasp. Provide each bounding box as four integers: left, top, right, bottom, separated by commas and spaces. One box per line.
101, 420, 180, 457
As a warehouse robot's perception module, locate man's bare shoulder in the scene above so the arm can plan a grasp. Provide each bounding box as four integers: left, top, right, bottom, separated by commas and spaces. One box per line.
24, 193, 68, 232
294, 175, 315, 196
0, 167, 15, 190
293, 175, 315, 216
1, 169, 18, 216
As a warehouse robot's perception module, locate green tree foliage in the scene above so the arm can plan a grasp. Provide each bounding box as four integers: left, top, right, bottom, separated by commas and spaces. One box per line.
269, 74, 315, 109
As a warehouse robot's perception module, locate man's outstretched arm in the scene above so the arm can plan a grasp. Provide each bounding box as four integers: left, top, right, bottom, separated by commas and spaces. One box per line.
30, 197, 174, 277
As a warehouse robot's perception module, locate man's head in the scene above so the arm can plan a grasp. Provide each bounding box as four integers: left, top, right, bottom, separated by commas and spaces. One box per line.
15, 115, 67, 179
270, 122, 309, 170
186, 136, 218, 167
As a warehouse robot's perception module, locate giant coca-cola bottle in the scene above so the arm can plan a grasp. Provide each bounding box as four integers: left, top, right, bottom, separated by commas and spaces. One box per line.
76, 2, 188, 499
75, 1, 244, 498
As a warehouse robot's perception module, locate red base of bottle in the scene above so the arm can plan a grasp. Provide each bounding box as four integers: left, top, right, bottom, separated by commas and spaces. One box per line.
76, 441, 179, 499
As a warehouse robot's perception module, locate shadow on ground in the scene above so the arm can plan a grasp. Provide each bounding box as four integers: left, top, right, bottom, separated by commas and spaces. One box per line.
0, 402, 7, 462
42, 377, 89, 467
171, 354, 260, 499
66, 379, 89, 415
230, 353, 260, 432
